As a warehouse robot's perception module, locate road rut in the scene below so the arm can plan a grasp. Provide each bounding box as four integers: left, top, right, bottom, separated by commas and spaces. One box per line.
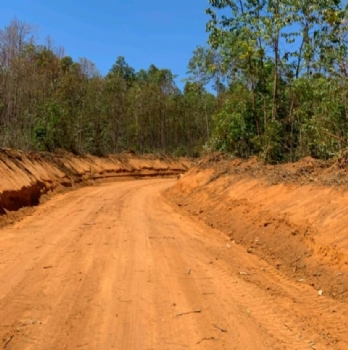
0, 179, 347, 349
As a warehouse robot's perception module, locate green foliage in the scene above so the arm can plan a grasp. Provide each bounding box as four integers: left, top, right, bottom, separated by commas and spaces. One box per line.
198, 0, 348, 162
210, 84, 254, 157
2, 8, 348, 163
0, 20, 214, 157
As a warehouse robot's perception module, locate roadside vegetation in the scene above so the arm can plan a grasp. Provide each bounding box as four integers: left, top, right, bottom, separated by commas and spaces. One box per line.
0, 20, 214, 157
1, 0, 348, 162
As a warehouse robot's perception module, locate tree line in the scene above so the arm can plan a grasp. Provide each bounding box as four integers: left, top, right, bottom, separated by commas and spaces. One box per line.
0, 19, 214, 157
196, 0, 348, 162
2, 2, 348, 162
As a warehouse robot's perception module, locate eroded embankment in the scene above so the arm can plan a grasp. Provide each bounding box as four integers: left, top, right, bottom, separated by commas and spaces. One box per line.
166, 153, 348, 303
0, 149, 189, 216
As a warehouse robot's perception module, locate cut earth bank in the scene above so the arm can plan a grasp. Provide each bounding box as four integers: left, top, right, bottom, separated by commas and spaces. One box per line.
0, 148, 190, 225
165, 153, 348, 304
2, 148, 348, 305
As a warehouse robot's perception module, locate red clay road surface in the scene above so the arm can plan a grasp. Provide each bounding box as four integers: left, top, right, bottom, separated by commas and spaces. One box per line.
0, 179, 347, 349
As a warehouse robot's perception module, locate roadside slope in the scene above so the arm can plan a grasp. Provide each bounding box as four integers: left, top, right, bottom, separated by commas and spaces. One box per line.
0, 149, 189, 216
1, 179, 348, 349
166, 154, 348, 303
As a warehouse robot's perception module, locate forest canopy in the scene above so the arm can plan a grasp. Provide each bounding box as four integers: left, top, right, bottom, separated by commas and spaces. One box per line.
1, 0, 348, 162
0, 19, 214, 157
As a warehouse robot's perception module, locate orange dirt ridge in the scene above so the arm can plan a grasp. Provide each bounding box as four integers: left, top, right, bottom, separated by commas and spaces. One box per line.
1, 150, 348, 349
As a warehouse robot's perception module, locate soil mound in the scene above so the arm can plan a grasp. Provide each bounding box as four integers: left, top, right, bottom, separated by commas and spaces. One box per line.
0, 149, 189, 219
166, 153, 348, 303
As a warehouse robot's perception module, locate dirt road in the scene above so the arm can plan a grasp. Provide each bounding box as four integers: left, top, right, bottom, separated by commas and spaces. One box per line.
0, 179, 347, 350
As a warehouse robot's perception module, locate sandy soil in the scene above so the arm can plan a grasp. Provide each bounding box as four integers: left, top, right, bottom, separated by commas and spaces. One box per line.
0, 178, 347, 349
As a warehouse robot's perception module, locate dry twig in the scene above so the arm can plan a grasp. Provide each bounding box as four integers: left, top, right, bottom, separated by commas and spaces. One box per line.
213, 324, 227, 333
3, 335, 14, 349
175, 310, 201, 317
284, 324, 292, 332
197, 337, 214, 345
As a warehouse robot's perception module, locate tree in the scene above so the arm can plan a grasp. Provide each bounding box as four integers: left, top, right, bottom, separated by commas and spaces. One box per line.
204, 0, 348, 162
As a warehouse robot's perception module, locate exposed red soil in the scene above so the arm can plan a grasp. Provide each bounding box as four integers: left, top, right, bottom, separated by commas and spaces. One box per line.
2, 151, 348, 349
166, 153, 348, 304
0, 178, 348, 349
0, 149, 189, 226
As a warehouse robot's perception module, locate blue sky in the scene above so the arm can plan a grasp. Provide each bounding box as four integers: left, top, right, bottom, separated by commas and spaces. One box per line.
1, 0, 211, 88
